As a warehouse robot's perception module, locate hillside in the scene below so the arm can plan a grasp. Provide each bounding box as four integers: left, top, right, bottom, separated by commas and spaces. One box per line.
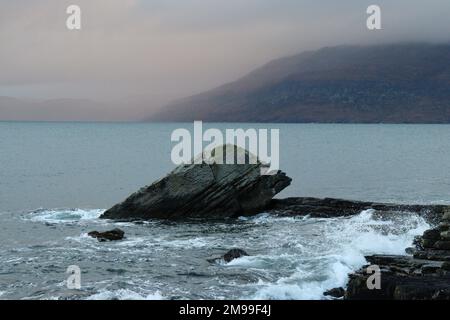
149, 43, 450, 123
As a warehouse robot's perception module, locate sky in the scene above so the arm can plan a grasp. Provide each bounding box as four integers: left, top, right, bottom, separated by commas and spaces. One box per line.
0, 0, 450, 119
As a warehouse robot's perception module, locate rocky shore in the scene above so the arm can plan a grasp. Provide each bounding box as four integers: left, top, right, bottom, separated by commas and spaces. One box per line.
339, 210, 450, 300
101, 145, 450, 299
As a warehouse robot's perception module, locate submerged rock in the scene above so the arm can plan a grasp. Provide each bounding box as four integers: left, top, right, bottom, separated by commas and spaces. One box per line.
101, 145, 291, 220
223, 249, 249, 262
88, 228, 125, 242
208, 248, 249, 263
266, 197, 448, 220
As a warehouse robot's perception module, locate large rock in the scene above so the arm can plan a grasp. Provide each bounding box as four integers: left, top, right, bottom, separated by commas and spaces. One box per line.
101, 145, 291, 220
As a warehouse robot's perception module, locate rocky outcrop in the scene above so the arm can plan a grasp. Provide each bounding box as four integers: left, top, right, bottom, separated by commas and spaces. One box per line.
344, 210, 450, 300
101, 145, 291, 220
324, 287, 345, 298
88, 228, 125, 242
208, 249, 249, 264
267, 197, 447, 222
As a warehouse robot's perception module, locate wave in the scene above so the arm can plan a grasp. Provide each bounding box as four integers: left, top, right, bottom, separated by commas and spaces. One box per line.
245, 209, 429, 300
23, 208, 105, 224
86, 288, 164, 300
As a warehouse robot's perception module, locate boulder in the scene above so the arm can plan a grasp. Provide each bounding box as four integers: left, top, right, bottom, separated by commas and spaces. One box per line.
324, 287, 345, 298
345, 255, 450, 300
443, 211, 450, 221
434, 241, 450, 250
345, 211, 450, 300
441, 231, 450, 241
223, 249, 249, 263
422, 228, 441, 240
207, 248, 249, 264
88, 228, 125, 242
101, 145, 291, 220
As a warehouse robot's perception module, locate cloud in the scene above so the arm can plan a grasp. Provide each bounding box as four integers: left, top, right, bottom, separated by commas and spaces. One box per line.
0, 0, 449, 117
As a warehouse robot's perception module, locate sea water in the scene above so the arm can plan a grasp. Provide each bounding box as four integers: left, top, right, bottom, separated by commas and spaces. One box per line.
1, 122, 450, 299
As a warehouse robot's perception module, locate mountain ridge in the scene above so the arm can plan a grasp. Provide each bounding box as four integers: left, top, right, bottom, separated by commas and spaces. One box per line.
149, 43, 450, 123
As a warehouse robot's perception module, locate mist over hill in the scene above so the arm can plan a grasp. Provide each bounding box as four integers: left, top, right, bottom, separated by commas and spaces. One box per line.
149, 43, 450, 123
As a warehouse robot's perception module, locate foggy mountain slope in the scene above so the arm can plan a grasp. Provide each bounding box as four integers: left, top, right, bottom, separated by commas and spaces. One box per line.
149, 43, 450, 123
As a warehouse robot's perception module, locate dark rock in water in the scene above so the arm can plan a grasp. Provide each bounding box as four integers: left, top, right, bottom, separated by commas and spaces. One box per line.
347, 268, 450, 300
422, 228, 441, 240
324, 287, 345, 298
223, 249, 249, 263
88, 228, 125, 242
443, 211, 450, 221
413, 249, 450, 261
422, 238, 438, 248
101, 145, 291, 220
207, 249, 249, 263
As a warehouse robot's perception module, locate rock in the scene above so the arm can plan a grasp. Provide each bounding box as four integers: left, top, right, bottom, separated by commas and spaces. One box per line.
324, 287, 345, 298
413, 249, 450, 261
443, 211, 450, 221
223, 249, 248, 262
88, 228, 125, 242
207, 248, 249, 263
101, 145, 291, 220
345, 255, 450, 300
434, 241, 450, 250
440, 231, 450, 241
345, 211, 450, 300
439, 223, 450, 231
422, 228, 441, 240
422, 238, 438, 248
266, 197, 447, 220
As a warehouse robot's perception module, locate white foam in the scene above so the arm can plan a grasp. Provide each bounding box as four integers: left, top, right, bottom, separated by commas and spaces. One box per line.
25, 208, 105, 224
250, 209, 430, 300
239, 212, 311, 224
86, 289, 164, 300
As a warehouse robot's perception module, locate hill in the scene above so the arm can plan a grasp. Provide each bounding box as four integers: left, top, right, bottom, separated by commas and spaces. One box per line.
149, 43, 450, 123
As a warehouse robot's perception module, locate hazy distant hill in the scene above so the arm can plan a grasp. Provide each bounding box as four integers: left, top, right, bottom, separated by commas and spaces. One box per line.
0, 96, 152, 122
149, 43, 450, 123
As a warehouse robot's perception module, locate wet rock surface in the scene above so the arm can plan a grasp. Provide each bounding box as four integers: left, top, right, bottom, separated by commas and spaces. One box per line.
344, 210, 450, 300
267, 197, 447, 221
324, 287, 345, 298
88, 228, 125, 242
207, 249, 249, 264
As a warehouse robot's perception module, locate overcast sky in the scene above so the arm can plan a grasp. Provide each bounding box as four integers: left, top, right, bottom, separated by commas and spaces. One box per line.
1, 0, 450, 116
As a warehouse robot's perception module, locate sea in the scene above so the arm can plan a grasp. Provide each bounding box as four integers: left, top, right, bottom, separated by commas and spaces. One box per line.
1, 122, 450, 300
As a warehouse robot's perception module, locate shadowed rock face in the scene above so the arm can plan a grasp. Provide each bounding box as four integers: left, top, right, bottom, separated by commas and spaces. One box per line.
101, 145, 291, 220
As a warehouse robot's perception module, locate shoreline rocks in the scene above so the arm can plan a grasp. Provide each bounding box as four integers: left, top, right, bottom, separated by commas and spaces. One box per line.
342, 209, 450, 300
207, 249, 249, 264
